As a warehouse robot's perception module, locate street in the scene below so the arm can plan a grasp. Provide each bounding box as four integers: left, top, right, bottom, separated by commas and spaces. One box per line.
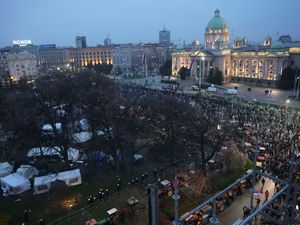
121, 76, 300, 108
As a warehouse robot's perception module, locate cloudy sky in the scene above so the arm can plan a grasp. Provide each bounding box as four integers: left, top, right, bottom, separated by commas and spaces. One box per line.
1, 0, 300, 47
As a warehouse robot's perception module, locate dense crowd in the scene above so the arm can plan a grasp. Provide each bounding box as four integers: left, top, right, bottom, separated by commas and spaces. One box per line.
119, 83, 300, 224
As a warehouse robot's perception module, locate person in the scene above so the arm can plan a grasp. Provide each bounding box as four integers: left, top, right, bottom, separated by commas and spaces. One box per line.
261, 178, 265, 188
264, 190, 269, 202
256, 198, 261, 209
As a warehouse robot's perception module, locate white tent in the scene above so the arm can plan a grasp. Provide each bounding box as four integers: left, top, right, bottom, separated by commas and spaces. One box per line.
68, 148, 80, 162
79, 119, 90, 131
27, 146, 61, 158
42, 123, 62, 134
16, 165, 39, 179
0, 173, 31, 195
58, 169, 82, 187
72, 132, 92, 144
133, 154, 144, 164
34, 174, 57, 194
0, 162, 13, 177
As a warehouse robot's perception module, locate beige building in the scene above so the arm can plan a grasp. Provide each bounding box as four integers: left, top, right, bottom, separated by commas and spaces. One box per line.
69, 47, 113, 67
7, 51, 38, 81
172, 9, 300, 86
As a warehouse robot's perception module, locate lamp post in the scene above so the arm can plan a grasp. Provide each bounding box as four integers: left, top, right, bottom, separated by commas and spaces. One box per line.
199, 56, 205, 91
293, 74, 299, 97
296, 75, 300, 99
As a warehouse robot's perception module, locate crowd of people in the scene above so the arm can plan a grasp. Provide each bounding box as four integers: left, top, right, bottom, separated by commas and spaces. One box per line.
119, 83, 300, 224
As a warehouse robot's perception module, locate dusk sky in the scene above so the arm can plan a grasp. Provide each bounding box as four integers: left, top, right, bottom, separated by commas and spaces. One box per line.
1, 0, 300, 47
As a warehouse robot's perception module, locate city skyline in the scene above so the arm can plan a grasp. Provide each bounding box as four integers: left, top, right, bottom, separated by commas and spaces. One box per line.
1, 0, 300, 47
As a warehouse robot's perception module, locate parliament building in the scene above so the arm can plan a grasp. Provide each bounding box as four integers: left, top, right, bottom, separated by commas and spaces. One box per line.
172, 9, 300, 86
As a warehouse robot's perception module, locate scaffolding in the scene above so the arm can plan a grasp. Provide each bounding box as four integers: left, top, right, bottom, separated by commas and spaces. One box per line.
172, 138, 299, 225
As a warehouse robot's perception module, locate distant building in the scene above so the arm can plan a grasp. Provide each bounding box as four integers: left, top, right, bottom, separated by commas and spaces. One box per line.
38, 45, 72, 73
75, 36, 87, 48
112, 44, 133, 73
279, 35, 292, 44
159, 26, 171, 46
0, 49, 9, 77
172, 9, 300, 86
104, 35, 112, 46
7, 52, 38, 80
70, 47, 113, 67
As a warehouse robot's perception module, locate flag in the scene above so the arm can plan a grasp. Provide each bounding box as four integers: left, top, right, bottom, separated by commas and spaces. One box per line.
189, 56, 198, 75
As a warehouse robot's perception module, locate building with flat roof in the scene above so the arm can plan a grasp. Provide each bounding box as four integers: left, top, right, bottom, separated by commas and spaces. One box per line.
7, 51, 38, 80
159, 26, 171, 46
69, 47, 112, 67
75, 36, 87, 48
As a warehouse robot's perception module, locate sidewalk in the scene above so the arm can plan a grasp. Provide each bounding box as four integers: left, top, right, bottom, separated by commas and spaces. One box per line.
218, 177, 275, 224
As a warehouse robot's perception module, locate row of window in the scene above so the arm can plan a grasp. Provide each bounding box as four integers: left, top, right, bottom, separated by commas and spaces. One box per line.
74, 52, 111, 56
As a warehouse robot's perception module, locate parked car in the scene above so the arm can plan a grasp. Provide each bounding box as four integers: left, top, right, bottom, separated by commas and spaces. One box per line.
191, 85, 200, 90
207, 85, 217, 92
224, 89, 238, 95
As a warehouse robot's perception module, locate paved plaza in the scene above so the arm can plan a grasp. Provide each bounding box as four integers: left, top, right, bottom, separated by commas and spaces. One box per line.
122, 75, 300, 108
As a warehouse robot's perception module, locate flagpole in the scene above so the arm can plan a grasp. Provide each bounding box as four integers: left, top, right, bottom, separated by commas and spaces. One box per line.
145, 55, 148, 81
293, 74, 297, 97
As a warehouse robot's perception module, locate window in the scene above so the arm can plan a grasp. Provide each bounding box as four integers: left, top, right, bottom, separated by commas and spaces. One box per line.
69, 178, 78, 184
38, 184, 48, 191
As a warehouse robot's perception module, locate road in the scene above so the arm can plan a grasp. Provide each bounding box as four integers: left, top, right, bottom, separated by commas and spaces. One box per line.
218, 177, 275, 225
120, 76, 300, 108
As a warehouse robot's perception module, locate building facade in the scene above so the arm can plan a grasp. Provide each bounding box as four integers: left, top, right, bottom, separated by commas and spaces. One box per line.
7, 52, 38, 80
112, 44, 133, 73
38, 45, 73, 73
75, 36, 87, 48
69, 47, 113, 67
172, 9, 300, 86
159, 27, 171, 46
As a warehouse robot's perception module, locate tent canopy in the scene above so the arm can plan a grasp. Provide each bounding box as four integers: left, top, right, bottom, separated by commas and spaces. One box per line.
42, 123, 62, 133
58, 169, 81, 181
1, 173, 30, 188
27, 146, 61, 158
72, 132, 92, 144
34, 174, 57, 186
16, 165, 39, 179
0, 162, 13, 177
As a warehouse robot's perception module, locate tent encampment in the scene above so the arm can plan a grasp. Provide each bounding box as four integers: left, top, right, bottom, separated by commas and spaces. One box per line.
58, 169, 82, 187
0, 173, 31, 195
16, 165, 39, 179
34, 174, 57, 194
0, 162, 13, 177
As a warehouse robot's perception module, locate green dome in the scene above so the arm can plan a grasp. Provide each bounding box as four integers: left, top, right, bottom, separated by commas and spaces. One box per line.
206, 9, 227, 30
176, 44, 184, 51
265, 35, 272, 40
270, 41, 285, 51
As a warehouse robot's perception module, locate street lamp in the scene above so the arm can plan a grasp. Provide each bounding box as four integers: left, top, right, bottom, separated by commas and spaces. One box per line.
293, 74, 300, 97
198, 56, 205, 91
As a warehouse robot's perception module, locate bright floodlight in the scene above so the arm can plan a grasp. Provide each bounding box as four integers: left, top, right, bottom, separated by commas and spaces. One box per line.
286, 99, 290, 103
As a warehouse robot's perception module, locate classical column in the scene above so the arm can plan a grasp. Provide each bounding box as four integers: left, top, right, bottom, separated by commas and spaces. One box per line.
264, 59, 269, 80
